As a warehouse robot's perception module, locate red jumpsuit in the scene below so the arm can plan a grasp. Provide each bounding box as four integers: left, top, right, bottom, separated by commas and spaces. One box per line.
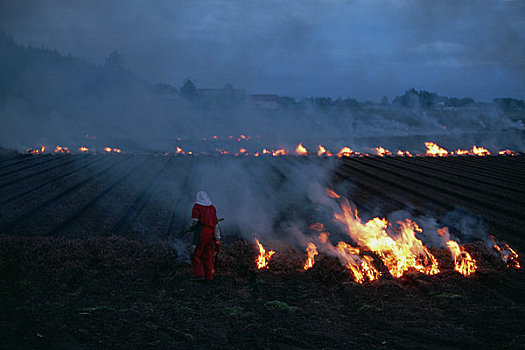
191, 203, 218, 280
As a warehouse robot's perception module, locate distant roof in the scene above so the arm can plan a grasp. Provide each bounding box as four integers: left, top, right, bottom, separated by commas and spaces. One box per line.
250, 94, 278, 101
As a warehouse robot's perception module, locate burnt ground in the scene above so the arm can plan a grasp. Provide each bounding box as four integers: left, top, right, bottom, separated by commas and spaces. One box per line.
0, 151, 524, 349
0, 236, 523, 350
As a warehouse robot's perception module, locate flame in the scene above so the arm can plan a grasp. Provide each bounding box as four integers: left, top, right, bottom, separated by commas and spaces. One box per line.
334, 199, 439, 278
337, 147, 357, 157
374, 147, 392, 157
317, 145, 332, 157
455, 146, 491, 156
446, 241, 477, 276
498, 149, 517, 156
491, 236, 521, 269
319, 232, 330, 244
303, 243, 318, 270
309, 222, 325, 232
472, 145, 490, 156
23, 140, 519, 158
424, 142, 449, 157
335, 242, 380, 283
54, 146, 70, 154
27, 146, 46, 154
396, 150, 413, 157
272, 149, 288, 156
326, 189, 341, 199
295, 143, 308, 155
455, 149, 470, 156
255, 237, 275, 269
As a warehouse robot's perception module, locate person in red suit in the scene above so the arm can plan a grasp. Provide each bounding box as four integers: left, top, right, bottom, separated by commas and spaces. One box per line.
190, 191, 221, 281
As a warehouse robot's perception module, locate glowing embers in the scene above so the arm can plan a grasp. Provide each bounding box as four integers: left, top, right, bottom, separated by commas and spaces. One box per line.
25, 140, 518, 157
334, 199, 440, 278
175, 147, 192, 155
104, 147, 122, 153
491, 235, 521, 269
498, 149, 518, 156
255, 237, 275, 269
26, 146, 46, 154
271, 148, 288, 156
397, 150, 413, 157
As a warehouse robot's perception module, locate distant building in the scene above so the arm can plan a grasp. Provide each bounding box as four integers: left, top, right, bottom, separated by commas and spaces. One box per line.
197, 88, 246, 101
249, 94, 278, 109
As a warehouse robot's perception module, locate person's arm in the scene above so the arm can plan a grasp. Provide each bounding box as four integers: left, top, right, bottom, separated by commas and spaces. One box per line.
191, 204, 200, 228
214, 224, 221, 253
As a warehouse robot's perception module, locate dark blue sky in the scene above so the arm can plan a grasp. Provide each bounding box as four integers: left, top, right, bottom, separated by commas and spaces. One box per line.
1, 0, 524, 101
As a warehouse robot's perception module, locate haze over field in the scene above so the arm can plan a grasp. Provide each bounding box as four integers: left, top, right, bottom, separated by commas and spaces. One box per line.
1, 0, 524, 100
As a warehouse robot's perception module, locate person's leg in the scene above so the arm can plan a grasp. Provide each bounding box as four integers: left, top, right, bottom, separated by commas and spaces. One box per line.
202, 237, 215, 280
191, 234, 207, 277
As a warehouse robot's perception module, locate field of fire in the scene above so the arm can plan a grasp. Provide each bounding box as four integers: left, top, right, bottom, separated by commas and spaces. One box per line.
1, 1, 525, 349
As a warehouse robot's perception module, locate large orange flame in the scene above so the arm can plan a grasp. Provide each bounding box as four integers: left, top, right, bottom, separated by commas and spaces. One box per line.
303, 243, 318, 270
334, 199, 440, 278
424, 142, 449, 157
255, 237, 275, 269
446, 241, 477, 276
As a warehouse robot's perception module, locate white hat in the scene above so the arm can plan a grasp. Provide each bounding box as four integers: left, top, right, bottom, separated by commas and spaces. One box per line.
195, 191, 212, 206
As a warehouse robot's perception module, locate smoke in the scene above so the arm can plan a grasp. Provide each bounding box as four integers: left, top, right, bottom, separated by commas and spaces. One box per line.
1, 21, 524, 154
160, 156, 336, 243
